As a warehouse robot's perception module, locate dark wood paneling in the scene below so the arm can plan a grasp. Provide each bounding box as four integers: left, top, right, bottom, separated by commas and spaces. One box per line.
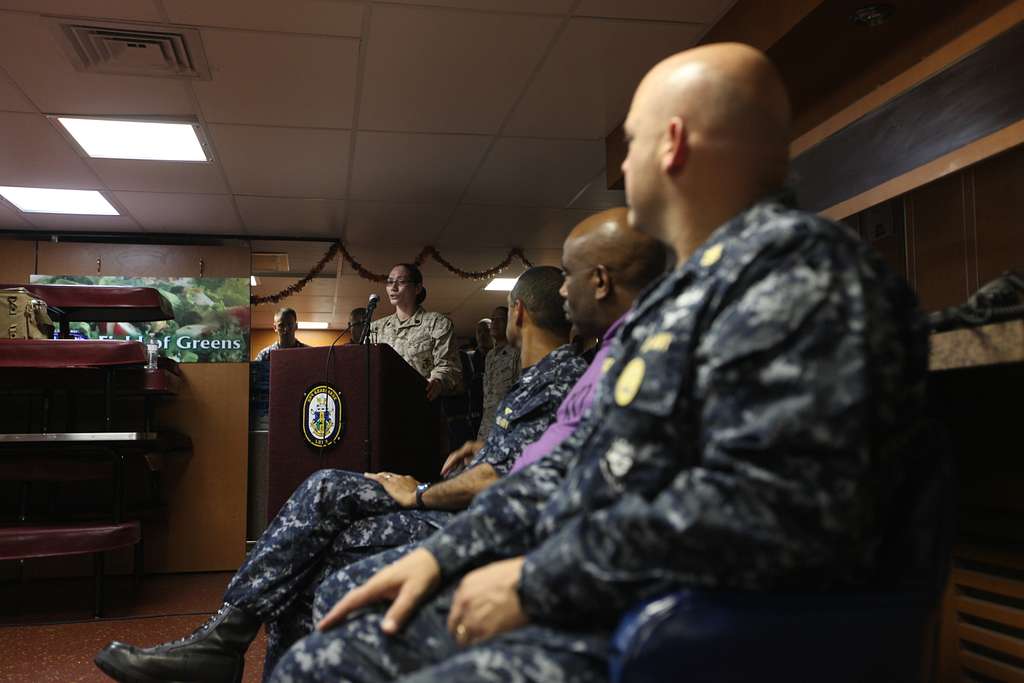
907, 173, 969, 311
769, 0, 1013, 137
791, 19, 1024, 213
972, 143, 1024, 284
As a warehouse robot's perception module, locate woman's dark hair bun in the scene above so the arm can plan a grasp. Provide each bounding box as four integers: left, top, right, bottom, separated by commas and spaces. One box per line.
416, 286, 427, 305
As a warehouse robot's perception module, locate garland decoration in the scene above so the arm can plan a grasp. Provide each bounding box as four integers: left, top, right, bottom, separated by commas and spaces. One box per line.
251, 242, 535, 305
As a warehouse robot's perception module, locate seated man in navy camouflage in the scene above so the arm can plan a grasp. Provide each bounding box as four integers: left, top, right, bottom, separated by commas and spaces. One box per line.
95, 266, 589, 682
267, 43, 929, 683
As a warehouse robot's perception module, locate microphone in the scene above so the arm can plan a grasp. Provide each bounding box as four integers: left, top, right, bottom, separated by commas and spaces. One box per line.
362, 293, 380, 344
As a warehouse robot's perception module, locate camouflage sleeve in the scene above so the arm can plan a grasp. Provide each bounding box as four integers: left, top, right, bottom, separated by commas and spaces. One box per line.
519, 248, 881, 626
429, 314, 463, 394
470, 356, 586, 476
420, 431, 582, 582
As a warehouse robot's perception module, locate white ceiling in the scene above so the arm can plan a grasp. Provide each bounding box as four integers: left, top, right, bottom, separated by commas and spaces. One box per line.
0, 0, 733, 333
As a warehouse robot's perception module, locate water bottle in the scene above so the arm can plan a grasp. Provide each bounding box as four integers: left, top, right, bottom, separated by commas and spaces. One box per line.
146, 333, 160, 370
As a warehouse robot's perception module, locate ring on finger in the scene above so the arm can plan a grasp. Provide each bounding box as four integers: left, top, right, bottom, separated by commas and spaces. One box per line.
455, 623, 468, 643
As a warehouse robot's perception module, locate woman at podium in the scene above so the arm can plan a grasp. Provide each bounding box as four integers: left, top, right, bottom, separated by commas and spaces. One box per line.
369, 263, 463, 401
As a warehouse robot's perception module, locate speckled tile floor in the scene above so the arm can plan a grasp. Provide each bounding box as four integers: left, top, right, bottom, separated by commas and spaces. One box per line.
0, 572, 268, 683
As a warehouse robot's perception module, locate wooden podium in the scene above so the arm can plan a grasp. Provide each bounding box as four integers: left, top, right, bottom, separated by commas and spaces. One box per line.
266, 343, 440, 521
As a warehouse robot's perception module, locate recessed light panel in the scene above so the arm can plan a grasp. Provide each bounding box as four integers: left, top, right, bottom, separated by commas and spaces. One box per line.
297, 321, 329, 330
0, 186, 119, 215
484, 278, 519, 291
56, 117, 210, 162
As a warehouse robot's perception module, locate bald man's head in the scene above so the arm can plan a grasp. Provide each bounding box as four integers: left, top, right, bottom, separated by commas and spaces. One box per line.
622, 43, 791, 248
559, 207, 668, 338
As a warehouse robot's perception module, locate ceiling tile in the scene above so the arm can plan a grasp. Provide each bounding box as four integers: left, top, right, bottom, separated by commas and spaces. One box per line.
0, 112, 102, 188
359, 5, 560, 133
466, 138, 604, 207
0, 199, 30, 228
575, 0, 730, 23
0, 11, 195, 116
210, 125, 351, 198
236, 196, 345, 237
345, 201, 452, 246
88, 159, 229, 194
349, 132, 489, 203
505, 18, 706, 139
193, 29, 358, 128
381, 0, 570, 13
164, 0, 364, 37
0, 0, 162, 21
440, 204, 596, 248
253, 275, 337, 295
21, 213, 140, 232
114, 192, 241, 232
0, 72, 33, 112
567, 171, 626, 210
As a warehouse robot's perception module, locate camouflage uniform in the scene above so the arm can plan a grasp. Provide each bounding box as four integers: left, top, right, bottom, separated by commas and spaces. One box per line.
223, 344, 586, 676
371, 308, 463, 394
254, 340, 308, 363
477, 343, 521, 440
268, 194, 928, 683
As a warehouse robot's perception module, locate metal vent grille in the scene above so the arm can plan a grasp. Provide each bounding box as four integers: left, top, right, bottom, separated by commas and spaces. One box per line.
52, 20, 211, 80
252, 253, 291, 273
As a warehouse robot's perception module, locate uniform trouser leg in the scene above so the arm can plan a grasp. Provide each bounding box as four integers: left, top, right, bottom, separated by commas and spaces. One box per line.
223, 469, 400, 621
269, 552, 609, 683
263, 514, 448, 680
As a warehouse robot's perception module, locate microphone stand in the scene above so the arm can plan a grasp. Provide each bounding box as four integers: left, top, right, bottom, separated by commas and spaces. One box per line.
361, 300, 379, 472
319, 322, 352, 459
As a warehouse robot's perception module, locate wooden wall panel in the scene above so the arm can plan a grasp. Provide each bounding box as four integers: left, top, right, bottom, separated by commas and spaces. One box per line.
972, 144, 1024, 284
906, 174, 970, 311
36, 242, 249, 278
0, 239, 35, 283
150, 363, 249, 572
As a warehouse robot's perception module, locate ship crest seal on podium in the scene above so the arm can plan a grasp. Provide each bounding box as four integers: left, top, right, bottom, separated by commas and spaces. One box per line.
302, 383, 344, 449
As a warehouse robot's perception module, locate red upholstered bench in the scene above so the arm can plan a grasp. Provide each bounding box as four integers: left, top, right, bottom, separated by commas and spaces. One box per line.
0, 521, 141, 618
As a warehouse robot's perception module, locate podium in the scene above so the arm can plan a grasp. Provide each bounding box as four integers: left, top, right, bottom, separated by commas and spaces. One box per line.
266, 343, 441, 521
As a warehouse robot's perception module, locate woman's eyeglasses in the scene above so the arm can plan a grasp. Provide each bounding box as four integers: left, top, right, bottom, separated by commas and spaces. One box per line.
385, 279, 417, 287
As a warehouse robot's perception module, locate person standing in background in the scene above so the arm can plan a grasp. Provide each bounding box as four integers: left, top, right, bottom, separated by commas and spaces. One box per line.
254, 307, 307, 361
477, 305, 519, 440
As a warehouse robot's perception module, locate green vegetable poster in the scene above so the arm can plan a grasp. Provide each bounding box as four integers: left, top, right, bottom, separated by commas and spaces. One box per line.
30, 275, 250, 363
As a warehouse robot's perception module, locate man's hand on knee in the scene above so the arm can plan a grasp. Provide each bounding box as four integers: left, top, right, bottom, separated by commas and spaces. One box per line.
317, 548, 442, 635
440, 440, 484, 477
447, 556, 528, 647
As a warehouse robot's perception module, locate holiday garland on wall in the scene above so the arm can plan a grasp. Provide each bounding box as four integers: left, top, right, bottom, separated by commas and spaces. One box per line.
251, 242, 534, 306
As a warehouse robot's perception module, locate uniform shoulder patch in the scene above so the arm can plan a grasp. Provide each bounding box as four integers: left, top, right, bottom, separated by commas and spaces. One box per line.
614, 358, 645, 407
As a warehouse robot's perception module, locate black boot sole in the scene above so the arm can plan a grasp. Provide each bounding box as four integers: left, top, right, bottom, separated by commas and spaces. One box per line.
93, 649, 243, 683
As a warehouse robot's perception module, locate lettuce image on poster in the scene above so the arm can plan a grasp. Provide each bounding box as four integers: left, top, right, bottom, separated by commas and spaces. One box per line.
30, 275, 250, 363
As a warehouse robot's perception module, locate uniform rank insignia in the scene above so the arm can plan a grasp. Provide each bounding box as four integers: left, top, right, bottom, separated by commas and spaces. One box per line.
601, 357, 616, 374
700, 243, 724, 267
614, 358, 645, 406
302, 384, 344, 449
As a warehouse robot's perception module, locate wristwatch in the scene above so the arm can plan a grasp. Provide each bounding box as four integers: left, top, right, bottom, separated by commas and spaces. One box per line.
415, 482, 431, 509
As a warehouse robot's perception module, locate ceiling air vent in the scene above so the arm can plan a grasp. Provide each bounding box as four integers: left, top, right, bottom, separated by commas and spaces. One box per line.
51, 19, 211, 80
252, 253, 291, 273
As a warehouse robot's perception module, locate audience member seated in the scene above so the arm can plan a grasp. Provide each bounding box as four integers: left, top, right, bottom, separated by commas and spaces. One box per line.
95, 265, 588, 682
264, 42, 929, 683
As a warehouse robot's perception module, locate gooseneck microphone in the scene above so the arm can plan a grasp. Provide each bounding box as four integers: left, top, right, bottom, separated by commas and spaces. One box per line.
362, 293, 380, 344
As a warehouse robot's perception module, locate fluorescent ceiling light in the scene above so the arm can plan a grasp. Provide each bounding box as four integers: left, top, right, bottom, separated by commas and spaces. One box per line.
0, 186, 119, 215
297, 321, 329, 330
485, 278, 518, 291
56, 116, 209, 162
250, 275, 259, 287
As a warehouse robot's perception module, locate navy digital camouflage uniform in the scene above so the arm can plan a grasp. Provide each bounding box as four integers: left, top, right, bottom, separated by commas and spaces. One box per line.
269, 193, 928, 683
222, 343, 586, 676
